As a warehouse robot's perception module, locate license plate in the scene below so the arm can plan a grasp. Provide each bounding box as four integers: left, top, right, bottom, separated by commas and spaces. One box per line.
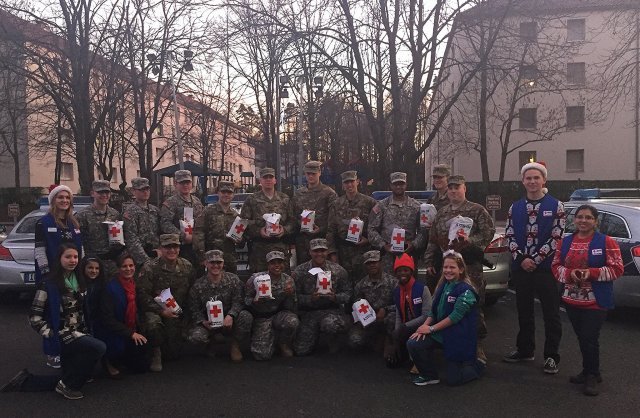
22, 272, 36, 283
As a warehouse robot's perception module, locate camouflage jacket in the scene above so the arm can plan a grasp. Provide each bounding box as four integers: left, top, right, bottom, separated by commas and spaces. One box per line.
244, 272, 297, 316
354, 272, 397, 312
326, 192, 376, 251
123, 201, 161, 266
240, 190, 295, 240
193, 202, 240, 262
160, 194, 204, 241
428, 191, 450, 212
367, 195, 427, 251
188, 272, 244, 324
136, 257, 195, 314
293, 260, 351, 310
76, 205, 121, 258
292, 183, 337, 236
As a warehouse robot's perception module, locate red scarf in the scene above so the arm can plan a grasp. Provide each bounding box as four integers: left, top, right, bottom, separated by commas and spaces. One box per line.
399, 277, 416, 323
118, 274, 137, 331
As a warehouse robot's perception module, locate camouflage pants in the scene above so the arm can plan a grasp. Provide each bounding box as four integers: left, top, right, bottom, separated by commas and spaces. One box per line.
336, 244, 370, 286
249, 241, 288, 273
467, 262, 487, 340
143, 312, 186, 360
250, 310, 300, 361
347, 310, 396, 350
293, 309, 348, 356
186, 310, 253, 346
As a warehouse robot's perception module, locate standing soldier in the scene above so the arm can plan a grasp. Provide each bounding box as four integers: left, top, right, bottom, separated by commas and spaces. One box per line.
123, 177, 161, 268
193, 181, 242, 273
368, 172, 426, 273
327, 170, 376, 285
245, 251, 299, 361
293, 238, 351, 356
187, 250, 252, 363
76, 180, 122, 276
424, 175, 495, 363
240, 167, 294, 273
137, 234, 196, 372
292, 161, 337, 265
428, 164, 451, 211
160, 169, 203, 266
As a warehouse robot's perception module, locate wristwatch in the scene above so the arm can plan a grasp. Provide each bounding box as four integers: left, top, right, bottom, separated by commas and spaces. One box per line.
429, 326, 436, 333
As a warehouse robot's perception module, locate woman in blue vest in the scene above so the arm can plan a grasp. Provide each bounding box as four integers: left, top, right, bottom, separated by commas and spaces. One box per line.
97, 252, 150, 378
35, 185, 83, 368
552, 204, 623, 396
406, 251, 484, 386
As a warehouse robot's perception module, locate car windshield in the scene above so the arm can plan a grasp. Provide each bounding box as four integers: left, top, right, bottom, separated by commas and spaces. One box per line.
14, 213, 44, 234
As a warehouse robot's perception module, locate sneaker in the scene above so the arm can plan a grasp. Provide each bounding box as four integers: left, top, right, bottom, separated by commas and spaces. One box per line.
570, 372, 602, 384
543, 357, 559, 374
583, 374, 600, 396
0, 369, 29, 392
503, 350, 534, 363
46, 355, 61, 369
409, 365, 419, 375
55, 380, 83, 400
412, 375, 440, 386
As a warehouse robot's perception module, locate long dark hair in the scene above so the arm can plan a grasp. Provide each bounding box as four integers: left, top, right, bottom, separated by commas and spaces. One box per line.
49, 243, 85, 293
79, 256, 106, 286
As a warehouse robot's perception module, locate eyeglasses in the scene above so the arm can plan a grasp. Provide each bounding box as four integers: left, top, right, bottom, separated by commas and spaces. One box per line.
208, 260, 223, 264
432, 175, 445, 179
575, 215, 596, 220
96, 190, 111, 194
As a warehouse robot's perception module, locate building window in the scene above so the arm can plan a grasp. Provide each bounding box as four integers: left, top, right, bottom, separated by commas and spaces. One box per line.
519, 108, 537, 129
156, 147, 164, 162
566, 149, 584, 172
61, 162, 74, 181
567, 62, 586, 85
110, 168, 118, 183
520, 21, 537, 43
518, 151, 537, 169
566, 106, 585, 128
239, 164, 243, 173
519, 65, 538, 86
156, 124, 164, 136
567, 18, 585, 42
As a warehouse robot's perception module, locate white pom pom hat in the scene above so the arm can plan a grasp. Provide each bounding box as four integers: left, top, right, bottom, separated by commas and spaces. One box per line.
48, 185, 73, 205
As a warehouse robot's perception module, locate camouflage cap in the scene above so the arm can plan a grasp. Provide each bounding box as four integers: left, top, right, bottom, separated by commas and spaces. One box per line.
218, 181, 234, 192
303, 161, 322, 173
131, 177, 150, 190
309, 238, 329, 251
205, 249, 224, 262
363, 250, 381, 264
432, 164, 451, 177
260, 167, 276, 178
390, 172, 407, 184
447, 175, 466, 185
92, 180, 111, 192
341, 170, 357, 182
160, 234, 181, 247
266, 251, 286, 262
174, 170, 192, 183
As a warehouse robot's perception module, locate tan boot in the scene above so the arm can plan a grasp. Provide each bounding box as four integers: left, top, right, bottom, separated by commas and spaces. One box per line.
230, 340, 243, 363
150, 347, 162, 372
477, 343, 487, 365
279, 343, 294, 358
409, 364, 419, 375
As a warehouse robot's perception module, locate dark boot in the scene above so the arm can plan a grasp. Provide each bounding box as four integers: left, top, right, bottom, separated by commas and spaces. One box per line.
583, 374, 600, 396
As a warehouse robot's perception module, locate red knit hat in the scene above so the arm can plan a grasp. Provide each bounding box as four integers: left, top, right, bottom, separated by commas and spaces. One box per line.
393, 253, 415, 272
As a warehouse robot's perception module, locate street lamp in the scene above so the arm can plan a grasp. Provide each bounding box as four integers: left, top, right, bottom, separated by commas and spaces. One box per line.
147, 49, 194, 170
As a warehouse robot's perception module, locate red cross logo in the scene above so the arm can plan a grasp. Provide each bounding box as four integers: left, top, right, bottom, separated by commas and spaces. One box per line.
258, 283, 270, 294
184, 224, 193, 235
358, 303, 369, 314
349, 223, 360, 235
302, 216, 311, 225
165, 298, 177, 308
110, 226, 121, 237
235, 223, 246, 234
209, 305, 222, 318
270, 223, 279, 232
318, 277, 330, 289
421, 214, 428, 223
393, 233, 404, 245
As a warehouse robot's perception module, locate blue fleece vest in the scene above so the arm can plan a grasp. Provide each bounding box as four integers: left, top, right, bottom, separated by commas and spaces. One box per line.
35, 213, 83, 283
393, 280, 425, 321
560, 232, 614, 310
432, 281, 478, 362
511, 194, 560, 271
96, 278, 129, 359
43, 280, 62, 356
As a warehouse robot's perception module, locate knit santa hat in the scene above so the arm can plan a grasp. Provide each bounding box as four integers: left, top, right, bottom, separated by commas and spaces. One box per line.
48, 184, 73, 205
521, 161, 548, 194
393, 253, 415, 272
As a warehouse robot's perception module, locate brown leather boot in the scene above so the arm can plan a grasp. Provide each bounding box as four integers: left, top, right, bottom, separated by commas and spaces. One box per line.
230, 340, 243, 363
279, 343, 294, 358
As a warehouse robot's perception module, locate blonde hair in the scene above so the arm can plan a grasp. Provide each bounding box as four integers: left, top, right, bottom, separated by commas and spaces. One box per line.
434, 252, 476, 293
49, 191, 79, 229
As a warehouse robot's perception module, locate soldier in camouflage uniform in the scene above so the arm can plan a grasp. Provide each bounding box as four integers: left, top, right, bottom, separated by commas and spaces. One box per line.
137, 234, 196, 371
425, 164, 451, 290
123, 177, 161, 267
423, 175, 495, 362
240, 168, 295, 273
244, 251, 298, 360
292, 161, 337, 266
187, 250, 252, 363
327, 170, 376, 286
347, 250, 397, 352
292, 238, 351, 356
76, 180, 122, 277
193, 181, 242, 273
160, 169, 203, 266
368, 172, 427, 273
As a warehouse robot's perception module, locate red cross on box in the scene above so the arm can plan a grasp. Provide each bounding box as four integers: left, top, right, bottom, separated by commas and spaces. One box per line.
349, 224, 360, 235
110, 226, 120, 237
165, 298, 177, 308
393, 233, 404, 245
318, 277, 330, 289
259, 283, 270, 294
358, 303, 369, 314
421, 214, 428, 223
270, 223, 279, 231
209, 305, 222, 317
184, 224, 193, 235
235, 223, 246, 234
302, 217, 311, 225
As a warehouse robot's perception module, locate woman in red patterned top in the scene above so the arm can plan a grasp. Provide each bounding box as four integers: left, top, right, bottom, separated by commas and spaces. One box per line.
552, 204, 623, 396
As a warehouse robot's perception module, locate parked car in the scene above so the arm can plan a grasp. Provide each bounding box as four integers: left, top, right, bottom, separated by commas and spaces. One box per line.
564, 199, 640, 309
569, 188, 640, 201
0, 225, 7, 243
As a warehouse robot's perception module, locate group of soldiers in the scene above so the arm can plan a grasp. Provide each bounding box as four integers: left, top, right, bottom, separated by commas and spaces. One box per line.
78, 159, 496, 370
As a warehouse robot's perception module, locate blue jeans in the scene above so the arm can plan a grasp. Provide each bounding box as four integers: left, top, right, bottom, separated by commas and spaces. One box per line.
406, 335, 442, 379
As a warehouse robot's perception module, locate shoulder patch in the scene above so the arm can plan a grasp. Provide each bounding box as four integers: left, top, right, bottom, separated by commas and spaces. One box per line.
372, 204, 380, 214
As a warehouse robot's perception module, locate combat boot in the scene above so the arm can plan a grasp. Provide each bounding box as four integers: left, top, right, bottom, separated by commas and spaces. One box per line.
150, 347, 162, 372
230, 339, 243, 363
279, 343, 294, 358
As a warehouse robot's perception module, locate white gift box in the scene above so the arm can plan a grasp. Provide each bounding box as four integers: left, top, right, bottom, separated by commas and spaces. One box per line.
104, 221, 125, 245
180, 219, 194, 238
345, 218, 364, 244
154, 288, 182, 315
300, 210, 316, 233
226, 216, 248, 241
206, 300, 224, 328
448, 215, 474, 243
390, 228, 406, 253
263, 213, 282, 236
254, 274, 274, 299
316, 271, 332, 295
352, 299, 376, 327
419, 204, 437, 228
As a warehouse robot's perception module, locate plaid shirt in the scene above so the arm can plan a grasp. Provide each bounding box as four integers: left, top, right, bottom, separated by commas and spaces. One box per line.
29, 282, 88, 344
